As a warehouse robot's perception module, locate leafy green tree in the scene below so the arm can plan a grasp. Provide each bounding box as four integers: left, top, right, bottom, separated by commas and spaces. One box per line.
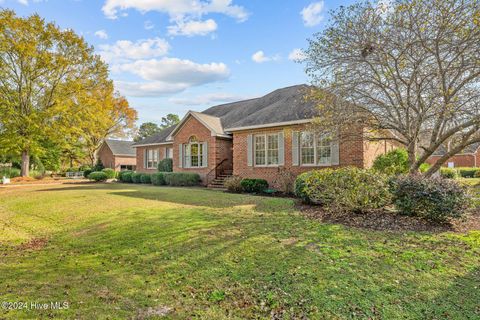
135, 122, 161, 142
0, 10, 137, 175
160, 114, 180, 129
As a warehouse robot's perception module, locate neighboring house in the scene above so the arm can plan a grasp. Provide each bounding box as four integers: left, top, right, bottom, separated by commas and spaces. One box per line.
133, 84, 395, 187
97, 139, 136, 172
426, 143, 480, 168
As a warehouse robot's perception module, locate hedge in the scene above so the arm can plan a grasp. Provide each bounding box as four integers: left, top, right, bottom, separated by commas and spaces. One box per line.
158, 158, 173, 172
140, 173, 152, 184
164, 172, 200, 186
131, 172, 143, 183
240, 178, 269, 193
87, 171, 108, 182
456, 167, 480, 178
151, 172, 167, 186
102, 168, 116, 179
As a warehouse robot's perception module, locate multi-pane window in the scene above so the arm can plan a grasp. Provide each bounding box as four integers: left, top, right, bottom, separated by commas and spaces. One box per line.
146, 149, 159, 168
184, 136, 205, 168
255, 133, 279, 166
300, 132, 332, 165
165, 147, 173, 159
300, 132, 315, 165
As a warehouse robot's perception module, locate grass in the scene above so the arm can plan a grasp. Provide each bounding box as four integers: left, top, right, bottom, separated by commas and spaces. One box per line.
0, 183, 479, 319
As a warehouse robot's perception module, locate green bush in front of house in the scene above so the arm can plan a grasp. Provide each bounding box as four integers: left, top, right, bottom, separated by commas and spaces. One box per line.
151, 172, 167, 186
390, 175, 471, 222
118, 171, 133, 183
158, 158, 173, 172
164, 172, 200, 186
294, 171, 315, 203
456, 167, 480, 178
301, 167, 391, 212
102, 168, 116, 179
240, 178, 269, 193
131, 172, 143, 183
372, 148, 409, 175
87, 171, 108, 182
140, 173, 152, 184
440, 168, 458, 179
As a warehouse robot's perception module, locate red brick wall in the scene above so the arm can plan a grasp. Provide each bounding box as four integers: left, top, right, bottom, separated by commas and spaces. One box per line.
97, 143, 136, 172
136, 144, 173, 173
363, 139, 397, 169
426, 154, 477, 168
232, 124, 365, 187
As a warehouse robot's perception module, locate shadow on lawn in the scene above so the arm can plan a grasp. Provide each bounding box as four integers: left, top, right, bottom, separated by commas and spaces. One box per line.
37, 183, 295, 212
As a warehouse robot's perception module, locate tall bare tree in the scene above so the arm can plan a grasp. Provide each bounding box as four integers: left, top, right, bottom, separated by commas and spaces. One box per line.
304, 0, 480, 176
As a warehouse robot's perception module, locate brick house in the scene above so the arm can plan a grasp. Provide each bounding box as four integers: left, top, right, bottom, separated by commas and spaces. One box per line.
426, 143, 480, 168
133, 85, 395, 187
97, 139, 136, 172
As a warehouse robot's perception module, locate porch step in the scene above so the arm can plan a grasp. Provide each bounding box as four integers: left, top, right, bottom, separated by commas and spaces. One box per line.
207, 174, 232, 189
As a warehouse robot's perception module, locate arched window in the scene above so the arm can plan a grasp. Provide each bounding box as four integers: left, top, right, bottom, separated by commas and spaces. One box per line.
184, 136, 206, 168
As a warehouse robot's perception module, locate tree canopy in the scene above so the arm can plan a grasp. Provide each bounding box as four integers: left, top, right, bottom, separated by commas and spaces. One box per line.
304, 0, 480, 175
0, 10, 137, 175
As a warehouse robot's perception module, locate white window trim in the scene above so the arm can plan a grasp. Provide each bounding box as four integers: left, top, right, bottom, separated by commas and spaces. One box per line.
146, 149, 159, 169
300, 132, 332, 167
184, 142, 207, 168
254, 133, 280, 167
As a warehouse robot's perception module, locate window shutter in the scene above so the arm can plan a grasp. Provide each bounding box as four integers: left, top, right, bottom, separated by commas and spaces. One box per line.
278, 131, 285, 166
143, 149, 147, 168
331, 132, 340, 166
185, 145, 191, 168
292, 131, 299, 166
178, 144, 183, 168
203, 142, 208, 167
247, 134, 253, 167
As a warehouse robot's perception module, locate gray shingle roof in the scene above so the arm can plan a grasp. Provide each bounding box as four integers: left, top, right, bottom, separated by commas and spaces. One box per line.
105, 139, 136, 156
133, 84, 316, 146
202, 84, 316, 129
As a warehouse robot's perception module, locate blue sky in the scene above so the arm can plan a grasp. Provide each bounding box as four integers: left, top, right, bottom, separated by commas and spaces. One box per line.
0, 0, 354, 124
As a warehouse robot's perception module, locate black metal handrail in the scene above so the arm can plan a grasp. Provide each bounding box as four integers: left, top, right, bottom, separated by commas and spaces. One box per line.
206, 158, 230, 185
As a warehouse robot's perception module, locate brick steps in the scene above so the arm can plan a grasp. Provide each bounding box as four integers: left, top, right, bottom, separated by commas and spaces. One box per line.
207, 174, 232, 189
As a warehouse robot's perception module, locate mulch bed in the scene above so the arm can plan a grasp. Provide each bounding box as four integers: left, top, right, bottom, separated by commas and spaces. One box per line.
297, 203, 480, 233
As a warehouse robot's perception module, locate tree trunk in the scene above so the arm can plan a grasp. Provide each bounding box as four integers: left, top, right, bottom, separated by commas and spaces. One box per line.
407, 141, 419, 175
21, 150, 30, 177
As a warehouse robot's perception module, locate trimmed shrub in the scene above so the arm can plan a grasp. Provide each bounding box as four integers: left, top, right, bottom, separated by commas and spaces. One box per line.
164, 172, 200, 186
475, 170, 480, 178
240, 178, 269, 193
140, 173, 152, 184
119, 171, 133, 183
419, 163, 431, 173
302, 167, 391, 212
0, 167, 21, 178
457, 167, 479, 178
440, 168, 458, 179
93, 160, 105, 172
294, 171, 314, 203
151, 172, 167, 186
87, 171, 108, 182
224, 176, 243, 193
102, 168, 116, 179
83, 169, 93, 178
158, 158, 173, 172
372, 148, 409, 175
391, 175, 471, 222
131, 172, 143, 183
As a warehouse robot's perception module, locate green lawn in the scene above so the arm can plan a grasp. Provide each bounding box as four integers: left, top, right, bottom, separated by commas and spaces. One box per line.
0, 184, 479, 319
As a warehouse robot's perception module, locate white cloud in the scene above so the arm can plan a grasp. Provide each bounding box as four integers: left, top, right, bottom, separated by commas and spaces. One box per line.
301, 1, 325, 27
102, 0, 249, 22
288, 48, 306, 61
169, 92, 256, 106
113, 58, 230, 97
116, 58, 230, 83
94, 30, 109, 39
144, 20, 155, 30
167, 19, 217, 37
251, 50, 280, 63
99, 38, 170, 63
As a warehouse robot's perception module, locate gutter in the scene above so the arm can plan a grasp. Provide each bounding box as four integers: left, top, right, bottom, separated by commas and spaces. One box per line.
225, 119, 313, 132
